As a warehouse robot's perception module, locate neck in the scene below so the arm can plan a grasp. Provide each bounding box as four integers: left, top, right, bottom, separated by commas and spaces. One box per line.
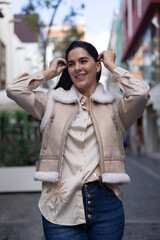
77, 83, 98, 99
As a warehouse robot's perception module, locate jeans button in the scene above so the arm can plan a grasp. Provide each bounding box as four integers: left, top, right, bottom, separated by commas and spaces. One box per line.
88, 214, 92, 218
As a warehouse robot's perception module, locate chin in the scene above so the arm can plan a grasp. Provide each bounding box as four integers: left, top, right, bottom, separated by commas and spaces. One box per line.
75, 81, 86, 88
76, 84, 87, 90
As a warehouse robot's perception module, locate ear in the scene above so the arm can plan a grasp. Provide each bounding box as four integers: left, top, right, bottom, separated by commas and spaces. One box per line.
96, 61, 101, 73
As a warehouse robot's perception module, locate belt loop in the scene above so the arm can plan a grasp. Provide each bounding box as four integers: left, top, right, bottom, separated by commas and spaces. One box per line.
99, 176, 103, 188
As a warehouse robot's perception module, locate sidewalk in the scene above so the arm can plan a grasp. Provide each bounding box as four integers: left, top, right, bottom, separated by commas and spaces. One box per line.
0, 154, 160, 240
0, 192, 44, 240
122, 154, 160, 240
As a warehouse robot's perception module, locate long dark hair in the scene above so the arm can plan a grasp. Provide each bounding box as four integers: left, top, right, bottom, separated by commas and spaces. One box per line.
54, 41, 101, 90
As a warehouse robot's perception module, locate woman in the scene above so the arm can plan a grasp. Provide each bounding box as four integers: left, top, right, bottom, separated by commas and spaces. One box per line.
7, 41, 150, 240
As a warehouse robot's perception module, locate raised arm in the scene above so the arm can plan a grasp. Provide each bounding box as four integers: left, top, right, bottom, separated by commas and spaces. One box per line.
6, 58, 67, 120
98, 51, 150, 129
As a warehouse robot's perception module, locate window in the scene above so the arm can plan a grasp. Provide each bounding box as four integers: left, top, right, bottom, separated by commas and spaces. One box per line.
127, 20, 159, 87
0, 41, 6, 90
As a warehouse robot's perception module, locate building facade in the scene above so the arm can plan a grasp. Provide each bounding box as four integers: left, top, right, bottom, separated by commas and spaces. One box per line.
108, 0, 160, 158
0, 2, 43, 110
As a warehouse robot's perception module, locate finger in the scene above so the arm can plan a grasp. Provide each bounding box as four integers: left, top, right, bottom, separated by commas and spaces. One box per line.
58, 64, 67, 72
57, 58, 67, 65
56, 63, 67, 74
97, 52, 104, 61
58, 62, 66, 67
97, 52, 103, 59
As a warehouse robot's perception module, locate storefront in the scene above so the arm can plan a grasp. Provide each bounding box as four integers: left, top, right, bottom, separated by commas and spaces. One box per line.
127, 16, 160, 155
119, 0, 160, 157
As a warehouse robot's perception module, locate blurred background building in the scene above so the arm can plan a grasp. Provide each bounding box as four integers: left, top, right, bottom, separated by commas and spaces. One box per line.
108, 0, 160, 158
0, 0, 160, 192
0, 1, 43, 191
0, 1, 43, 110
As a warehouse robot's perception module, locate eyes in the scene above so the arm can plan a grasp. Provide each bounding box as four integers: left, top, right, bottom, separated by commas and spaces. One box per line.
68, 59, 89, 68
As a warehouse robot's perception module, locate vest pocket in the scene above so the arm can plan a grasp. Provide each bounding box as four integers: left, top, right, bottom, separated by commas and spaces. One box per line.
42, 114, 54, 150
113, 118, 125, 156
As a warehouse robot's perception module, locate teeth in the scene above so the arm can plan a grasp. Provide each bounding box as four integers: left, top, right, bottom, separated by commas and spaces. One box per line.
76, 74, 85, 78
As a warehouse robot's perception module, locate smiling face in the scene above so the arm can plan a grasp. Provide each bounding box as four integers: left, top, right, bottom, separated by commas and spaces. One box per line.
67, 47, 101, 97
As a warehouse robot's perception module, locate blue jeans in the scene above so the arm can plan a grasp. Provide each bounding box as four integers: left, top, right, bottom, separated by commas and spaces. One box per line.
42, 181, 124, 240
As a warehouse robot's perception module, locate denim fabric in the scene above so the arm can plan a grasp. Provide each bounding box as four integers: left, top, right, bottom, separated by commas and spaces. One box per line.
42, 181, 124, 240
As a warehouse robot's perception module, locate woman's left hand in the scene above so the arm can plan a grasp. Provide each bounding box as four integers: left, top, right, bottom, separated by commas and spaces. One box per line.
98, 51, 117, 73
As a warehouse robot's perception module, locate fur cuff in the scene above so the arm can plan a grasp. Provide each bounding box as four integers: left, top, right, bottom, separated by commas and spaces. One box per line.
102, 173, 130, 184
34, 171, 59, 182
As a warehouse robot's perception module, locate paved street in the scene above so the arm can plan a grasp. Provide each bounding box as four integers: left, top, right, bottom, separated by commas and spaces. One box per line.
0, 154, 160, 240
122, 154, 160, 240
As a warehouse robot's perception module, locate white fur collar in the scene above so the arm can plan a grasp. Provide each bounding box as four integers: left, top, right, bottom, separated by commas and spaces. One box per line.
49, 84, 78, 103
50, 82, 115, 103
40, 83, 117, 132
90, 83, 115, 103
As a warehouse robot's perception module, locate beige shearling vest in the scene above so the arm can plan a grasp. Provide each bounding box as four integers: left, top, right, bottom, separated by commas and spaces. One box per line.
34, 83, 130, 184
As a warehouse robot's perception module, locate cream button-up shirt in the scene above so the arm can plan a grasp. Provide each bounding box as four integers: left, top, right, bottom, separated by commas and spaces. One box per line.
38, 91, 122, 226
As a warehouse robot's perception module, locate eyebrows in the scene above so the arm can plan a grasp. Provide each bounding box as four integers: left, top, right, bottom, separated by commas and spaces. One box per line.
67, 56, 90, 63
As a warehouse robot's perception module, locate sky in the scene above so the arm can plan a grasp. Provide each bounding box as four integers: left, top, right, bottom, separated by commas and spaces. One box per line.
10, 0, 120, 53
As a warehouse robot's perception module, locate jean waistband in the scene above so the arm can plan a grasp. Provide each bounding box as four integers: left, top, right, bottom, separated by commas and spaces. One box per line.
83, 175, 105, 189
82, 181, 100, 189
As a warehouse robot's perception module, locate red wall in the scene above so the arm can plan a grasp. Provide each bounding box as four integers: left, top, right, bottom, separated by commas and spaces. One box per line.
121, 0, 160, 61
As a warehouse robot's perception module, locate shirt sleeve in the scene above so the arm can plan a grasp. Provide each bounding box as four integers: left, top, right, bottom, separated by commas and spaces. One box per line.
6, 71, 48, 120
112, 67, 150, 129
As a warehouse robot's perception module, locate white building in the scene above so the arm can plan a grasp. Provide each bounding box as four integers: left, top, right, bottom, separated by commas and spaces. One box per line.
0, 1, 43, 110
0, 1, 43, 192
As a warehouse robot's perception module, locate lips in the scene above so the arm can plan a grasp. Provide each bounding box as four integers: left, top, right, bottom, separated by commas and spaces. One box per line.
75, 73, 86, 80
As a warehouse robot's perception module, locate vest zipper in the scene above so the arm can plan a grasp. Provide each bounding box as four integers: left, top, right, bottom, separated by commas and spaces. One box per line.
88, 100, 104, 176
58, 102, 80, 179
42, 114, 54, 151
113, 118, 125, 156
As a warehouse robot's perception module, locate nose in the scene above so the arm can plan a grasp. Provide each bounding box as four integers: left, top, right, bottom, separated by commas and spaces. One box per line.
75, 62, 81, 72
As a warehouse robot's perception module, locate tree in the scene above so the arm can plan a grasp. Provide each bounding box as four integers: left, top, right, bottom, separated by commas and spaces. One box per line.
52, 24, 85, 57
22, 0, 85, 70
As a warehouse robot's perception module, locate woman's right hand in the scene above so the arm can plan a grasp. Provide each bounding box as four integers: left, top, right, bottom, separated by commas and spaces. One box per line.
43, 58, 67, 81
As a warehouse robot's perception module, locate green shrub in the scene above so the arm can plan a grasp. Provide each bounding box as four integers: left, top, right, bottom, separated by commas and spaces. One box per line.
0, 110, 41, 167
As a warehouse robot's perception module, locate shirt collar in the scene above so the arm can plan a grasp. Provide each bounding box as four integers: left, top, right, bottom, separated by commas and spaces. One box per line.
77, 91, 87, 106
